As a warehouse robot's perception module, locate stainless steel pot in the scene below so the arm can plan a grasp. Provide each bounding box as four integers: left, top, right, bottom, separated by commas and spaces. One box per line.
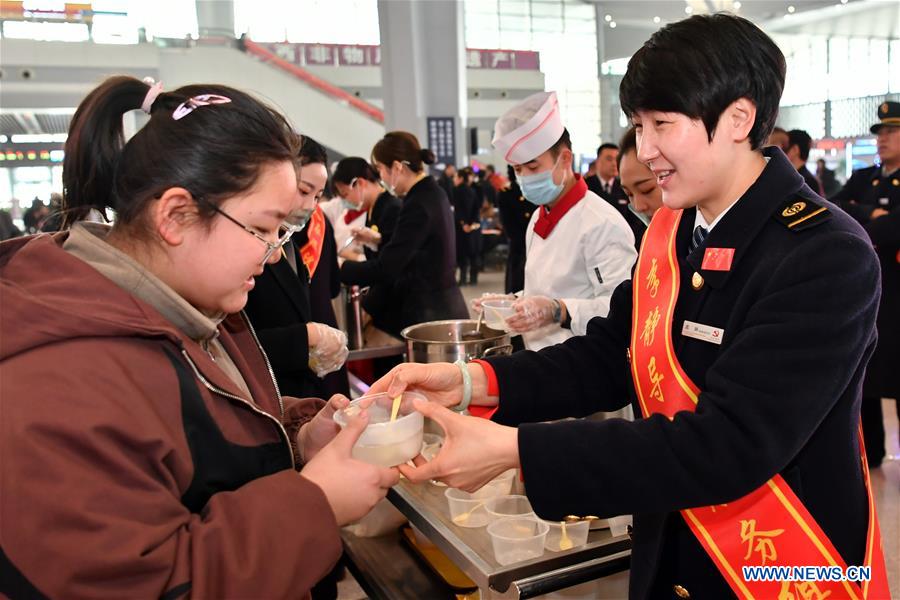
401, 319, 512, 364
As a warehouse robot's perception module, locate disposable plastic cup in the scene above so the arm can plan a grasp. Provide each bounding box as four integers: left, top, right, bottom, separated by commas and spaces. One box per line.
470, 469, 516, 499
482, 299, 516, 331
542, 519, 591, 552
445, 488, 492, 528
607, 515, 632, 538
332, 391, 424, 467
421, 433, 443, 457
487, 517, 549, 565
485, 494, 535, 523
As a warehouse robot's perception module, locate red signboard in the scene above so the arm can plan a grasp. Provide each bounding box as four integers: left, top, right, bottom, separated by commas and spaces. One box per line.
282, 43, 538, 70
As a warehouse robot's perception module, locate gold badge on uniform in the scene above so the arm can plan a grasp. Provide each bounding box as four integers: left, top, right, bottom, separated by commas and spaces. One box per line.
691, 272, 704, 290
781, 201, 806, 217
893, 179, 899, 186
872, 179, 880, 186
881, 102, 890, 114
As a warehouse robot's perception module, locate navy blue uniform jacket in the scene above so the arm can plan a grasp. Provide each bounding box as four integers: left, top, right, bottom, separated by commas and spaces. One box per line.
830, 164, 900, 398
483, 149, 881, 599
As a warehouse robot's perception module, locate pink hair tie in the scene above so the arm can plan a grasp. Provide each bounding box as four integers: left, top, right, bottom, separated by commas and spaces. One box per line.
141, 78, 163, 114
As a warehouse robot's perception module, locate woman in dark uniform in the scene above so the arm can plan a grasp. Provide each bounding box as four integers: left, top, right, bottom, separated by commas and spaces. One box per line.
339, 131, 468, 337
331, 157, 402, 337
243, 137, 349, 400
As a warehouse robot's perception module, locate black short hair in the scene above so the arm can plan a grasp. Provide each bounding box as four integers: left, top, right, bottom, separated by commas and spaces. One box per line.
547, 128, 572, 159
333, 156, 378, 185
619, 13, 785, 150
298, 136, 327, 166
616, 128, 637, 168
787, 129, 813, 161
597, 143, 619, 157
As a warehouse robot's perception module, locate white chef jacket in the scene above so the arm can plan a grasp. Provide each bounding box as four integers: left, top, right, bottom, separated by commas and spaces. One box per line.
522, 188, 637, 351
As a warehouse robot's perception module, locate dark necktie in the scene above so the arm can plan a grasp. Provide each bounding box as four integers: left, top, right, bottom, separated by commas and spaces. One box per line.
689, 225, 708, 255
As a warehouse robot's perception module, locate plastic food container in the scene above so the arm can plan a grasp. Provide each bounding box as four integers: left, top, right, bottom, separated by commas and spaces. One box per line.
487, 517, 549, 565
421, 433, 443, 458
470, 469, 516, 499
445, 488, 493, 528
542, 519, 591, 552
332, 391, 425, 467
481, 299, 516, 332
485, 494, 535, 523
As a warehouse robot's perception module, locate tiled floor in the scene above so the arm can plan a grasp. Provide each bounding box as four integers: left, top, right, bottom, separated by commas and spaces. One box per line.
339, 266, 900, 598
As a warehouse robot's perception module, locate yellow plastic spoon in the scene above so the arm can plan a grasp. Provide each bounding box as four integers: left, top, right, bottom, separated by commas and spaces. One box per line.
558, 521, 573, 550
452, 502, 485, 525
389, 395, 402, 422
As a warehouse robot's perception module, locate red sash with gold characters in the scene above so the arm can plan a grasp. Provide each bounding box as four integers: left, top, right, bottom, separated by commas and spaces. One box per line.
299, 205, 326, 279
630, 207, 889, 599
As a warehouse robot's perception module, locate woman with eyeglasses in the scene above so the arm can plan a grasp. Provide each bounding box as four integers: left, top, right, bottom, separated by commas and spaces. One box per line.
339, 131, 468, 337
0, 76, 399, 598
244, 136, 351, 402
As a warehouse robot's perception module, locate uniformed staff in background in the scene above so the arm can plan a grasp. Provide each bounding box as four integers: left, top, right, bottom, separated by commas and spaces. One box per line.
785, 129, 824, 196
496, 166, 536, 294
830, 100, 900, 468
586, 142, 631, 212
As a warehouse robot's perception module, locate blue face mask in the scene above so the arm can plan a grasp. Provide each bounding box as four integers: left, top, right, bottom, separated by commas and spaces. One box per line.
519, 159, 564, 206
342, 198, 362, 211
627, 203, 652, 227
290, 208, 314, 231
341, 178, 365, 211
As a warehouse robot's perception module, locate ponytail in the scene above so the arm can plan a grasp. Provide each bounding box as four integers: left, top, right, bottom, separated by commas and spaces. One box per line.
61, 75, 300, 231
371, 131, 434, 173
62, 76, 147, 226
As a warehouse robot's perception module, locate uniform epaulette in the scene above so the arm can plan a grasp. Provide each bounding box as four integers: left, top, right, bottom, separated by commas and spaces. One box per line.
773, 197, 832, 232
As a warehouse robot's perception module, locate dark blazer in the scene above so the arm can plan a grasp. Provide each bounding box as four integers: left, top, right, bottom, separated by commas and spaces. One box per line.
451, 183, 479, 262
295, 217, 348, 398
798, 164, 824, 196
620, 206, 648, 252
359, 192, 403, 332
243, 241, 318, 399
340, 176, 468, 336
496, 182, 535, 294
364, 192, 403, 261
587, 174, 630, 209
484, 149, 880, 599
830, 164, 900, 398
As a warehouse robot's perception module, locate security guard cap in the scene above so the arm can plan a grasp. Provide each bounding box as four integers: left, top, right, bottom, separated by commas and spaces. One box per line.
870, 101, 900, 134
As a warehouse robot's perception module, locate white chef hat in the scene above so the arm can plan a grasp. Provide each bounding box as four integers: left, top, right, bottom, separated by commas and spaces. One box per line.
492, 91, 564, 165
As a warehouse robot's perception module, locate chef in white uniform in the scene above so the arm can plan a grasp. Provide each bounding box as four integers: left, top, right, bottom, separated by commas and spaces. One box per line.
491, 91, 637, 351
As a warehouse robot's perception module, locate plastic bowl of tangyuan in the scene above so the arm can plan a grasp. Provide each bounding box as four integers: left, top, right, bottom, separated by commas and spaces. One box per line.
332, 391, 425, 467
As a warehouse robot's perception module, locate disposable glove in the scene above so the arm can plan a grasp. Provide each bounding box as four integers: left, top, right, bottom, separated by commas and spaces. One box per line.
308, 322, 349, 377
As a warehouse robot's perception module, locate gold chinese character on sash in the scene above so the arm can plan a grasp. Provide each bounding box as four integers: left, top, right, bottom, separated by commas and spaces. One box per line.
648, 356, 665, 402
641, 306, 661, 347
740, 519, 784, 565
778, 580, 832, 600
646, 258, 660, 298
709, 503, 728, 513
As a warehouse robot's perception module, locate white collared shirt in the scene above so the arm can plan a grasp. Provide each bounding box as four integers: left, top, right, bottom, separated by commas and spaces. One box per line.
693, 196, 741, 233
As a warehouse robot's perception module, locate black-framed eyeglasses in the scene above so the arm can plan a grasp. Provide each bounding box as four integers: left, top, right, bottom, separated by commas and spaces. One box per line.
195, 197, 301, 265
